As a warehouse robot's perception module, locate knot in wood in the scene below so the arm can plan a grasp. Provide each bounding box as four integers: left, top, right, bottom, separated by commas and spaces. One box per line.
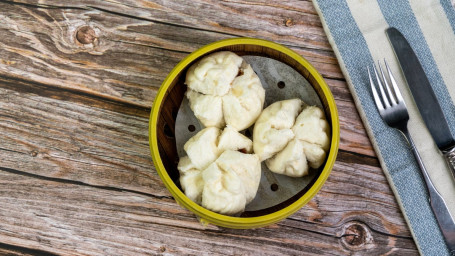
340, 222, 373, 250
159, 246, 166, 252
76, 26, 97, 44
285, 18, 293, 27
343, 223, 366, 246
30, 151, 38, 157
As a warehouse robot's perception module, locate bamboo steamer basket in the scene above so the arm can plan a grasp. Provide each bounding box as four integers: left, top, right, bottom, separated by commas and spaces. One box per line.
149, 38, 339, 229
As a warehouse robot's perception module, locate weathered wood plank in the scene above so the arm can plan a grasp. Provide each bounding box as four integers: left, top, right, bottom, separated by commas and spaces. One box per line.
0, 78, 167, 196
0, 2, 182, 107
0, 166, 417, 256
0, 77, 411, 254
0, 0, 341, 109
0, 75, 373, 195
7, 0, 333, 51
337, 99, 375, 157
0, 75, 413, 254
0, 0, 375, 158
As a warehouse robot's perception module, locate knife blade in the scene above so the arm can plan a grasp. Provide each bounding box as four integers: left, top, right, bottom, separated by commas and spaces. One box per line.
386, 27, 455, 176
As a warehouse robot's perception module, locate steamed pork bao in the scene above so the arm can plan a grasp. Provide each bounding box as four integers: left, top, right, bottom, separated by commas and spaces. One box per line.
185, 51, 265, 131
253, 99, 331, 177
177, 126, 261, 215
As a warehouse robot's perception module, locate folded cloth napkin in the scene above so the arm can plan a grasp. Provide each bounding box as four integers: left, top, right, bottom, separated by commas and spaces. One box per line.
312, 0, 455, 255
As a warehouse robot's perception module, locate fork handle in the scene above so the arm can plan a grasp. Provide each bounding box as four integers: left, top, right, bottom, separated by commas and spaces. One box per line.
403, 128, 455, 255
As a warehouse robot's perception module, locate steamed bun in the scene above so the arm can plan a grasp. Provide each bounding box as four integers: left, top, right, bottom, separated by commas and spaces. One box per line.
253, 99, 303, 161
184, 127, 221, 170
222, 62, 266, 131
292, 106, 331, 152
185, 51, 265, 131
177, 156, 204, 204
178, 126, 261, 215
202, 151, 261, 215
266, 139, 308, 177
202, 161, 246, 215
253, 99, 331, 177
218, 125, 253, 153
293, 106, 330, 169
214, 150, 261, 204
186, 51, 243, 96
186, 90, 224, 128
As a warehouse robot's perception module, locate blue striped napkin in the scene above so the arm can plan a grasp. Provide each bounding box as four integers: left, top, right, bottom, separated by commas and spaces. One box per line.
313, 0, 455, 255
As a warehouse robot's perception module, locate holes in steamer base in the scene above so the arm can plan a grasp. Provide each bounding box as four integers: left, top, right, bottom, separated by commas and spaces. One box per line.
277, 81, 285, 89
188, 124, 196, 132
271, 183, 279, 191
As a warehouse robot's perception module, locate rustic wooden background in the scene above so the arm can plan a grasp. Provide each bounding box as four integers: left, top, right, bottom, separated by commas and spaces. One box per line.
0, 0, 419, 255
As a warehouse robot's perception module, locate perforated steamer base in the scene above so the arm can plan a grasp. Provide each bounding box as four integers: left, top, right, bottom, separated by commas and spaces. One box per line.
175, 56, 324, 211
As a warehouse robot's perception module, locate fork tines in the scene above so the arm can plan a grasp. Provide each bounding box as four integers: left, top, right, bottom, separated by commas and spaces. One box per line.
368, 60, 405, 111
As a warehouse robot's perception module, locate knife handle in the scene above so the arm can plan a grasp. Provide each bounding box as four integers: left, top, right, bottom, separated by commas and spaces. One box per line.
443, 146, 455, 181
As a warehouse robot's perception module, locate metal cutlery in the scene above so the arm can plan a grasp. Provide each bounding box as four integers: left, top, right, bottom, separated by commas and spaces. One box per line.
387, 27, 455, 180
368, 61, 455, 255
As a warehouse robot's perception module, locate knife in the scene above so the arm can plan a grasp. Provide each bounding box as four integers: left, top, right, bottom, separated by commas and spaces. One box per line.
387, 27, 455, 255
386, 27, 455, 177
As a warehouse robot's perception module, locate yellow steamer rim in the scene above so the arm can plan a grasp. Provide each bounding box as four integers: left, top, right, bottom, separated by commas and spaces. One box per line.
149, 38, 340, 229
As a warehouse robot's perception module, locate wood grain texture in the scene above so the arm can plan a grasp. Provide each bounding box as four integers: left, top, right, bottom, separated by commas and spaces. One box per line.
0, 163, 416, 256
0, 0, 418, 255
0, 76, 415, 254
0, 75, 373, 196
0, 0, 374, 157
0, 0, 340, 107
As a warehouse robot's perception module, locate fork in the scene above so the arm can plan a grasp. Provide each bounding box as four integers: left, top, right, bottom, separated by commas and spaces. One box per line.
368, 60, 455, 255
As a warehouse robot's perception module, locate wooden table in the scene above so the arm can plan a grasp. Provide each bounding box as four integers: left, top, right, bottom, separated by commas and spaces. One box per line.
0, 1, 419, 255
